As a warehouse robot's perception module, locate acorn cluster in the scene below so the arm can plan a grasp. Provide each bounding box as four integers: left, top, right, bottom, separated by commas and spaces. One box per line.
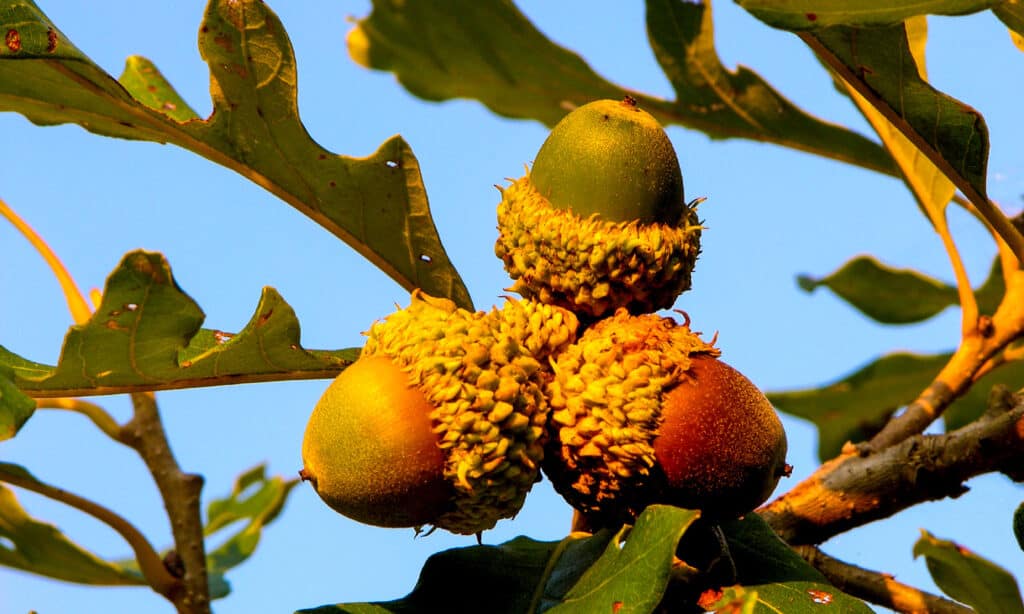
300, 98, 788, 535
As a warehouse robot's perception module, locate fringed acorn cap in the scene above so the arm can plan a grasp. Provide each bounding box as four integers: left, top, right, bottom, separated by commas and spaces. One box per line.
362, 290, 578, 534
542, 308, 719, 525
495, 176, 702, 320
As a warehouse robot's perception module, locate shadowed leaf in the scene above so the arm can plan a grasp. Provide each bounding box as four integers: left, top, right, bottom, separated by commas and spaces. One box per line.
993, 4, 1024, 51
347, 0, 897, 176
299, 532, 608, 614
0, 0, 469, 308
914, 530, 1024, 613
798, 254, 1004, 325
299, 506, 696, 614
737, 0, 998, 29
769, 350, 1024, 459
720, 514, 874, 613
1014, 503, 1024, 553
0, 469, 144, 586
1, 250, 358, 402
0, 366, 35, 440
548, 506, 699, 614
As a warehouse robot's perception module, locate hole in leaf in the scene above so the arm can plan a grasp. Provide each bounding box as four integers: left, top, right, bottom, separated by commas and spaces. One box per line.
0, 536, 15, 551
386, 160, 399, 168
419, 254, 433, 263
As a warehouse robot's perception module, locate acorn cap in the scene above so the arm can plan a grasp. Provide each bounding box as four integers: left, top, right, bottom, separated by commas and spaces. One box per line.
495, 176, 702, 320
362, 290, 578, 534
544, 310, 717, 522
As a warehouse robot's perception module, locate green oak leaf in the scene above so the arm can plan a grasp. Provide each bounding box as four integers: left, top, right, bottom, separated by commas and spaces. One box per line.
993, 3, 1024, 51
799, 23, 994, 226
347, 0, 897, 176
300, 505, 697, 614
1, 250, 358, 404
0, 366, 35, 441
914, 530, 1024, 613
720, 514, 874, 613
1014, 502, 1024, 553
769, 351, 1024, 459
737, 0, 999, 29
797, 255, 1003, 325
0, 467, 144, 586
0, 0, 469, 308
204, 465, 298, 577
548, 506, 699, 614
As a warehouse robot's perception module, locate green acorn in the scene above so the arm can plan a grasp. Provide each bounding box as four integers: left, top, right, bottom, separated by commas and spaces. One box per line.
301, 291, 578, 535
495, 98, 702, 319
543, 309, 788, 526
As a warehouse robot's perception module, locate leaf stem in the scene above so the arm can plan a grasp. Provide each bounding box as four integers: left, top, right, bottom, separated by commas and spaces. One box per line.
794, 545, 971, 614
34, 397, 124, 442
0, 463, 178, 598
934, 215, 979, 336
119, 392, 210, 614
0, 196, 92, 324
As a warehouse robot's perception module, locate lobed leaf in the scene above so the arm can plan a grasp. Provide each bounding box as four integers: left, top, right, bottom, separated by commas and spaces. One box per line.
0, 0, 470, 308
721, 514, 874, 613
0, 250, 358, 407
0, 467, 144, 586
737, 0, 999, 30
299, 505, 697, 614
347, 0, 897, 176
914, 530, 1024, 613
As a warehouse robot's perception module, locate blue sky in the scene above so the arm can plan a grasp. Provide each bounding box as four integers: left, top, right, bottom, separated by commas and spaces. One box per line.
1, 1, 1022, 612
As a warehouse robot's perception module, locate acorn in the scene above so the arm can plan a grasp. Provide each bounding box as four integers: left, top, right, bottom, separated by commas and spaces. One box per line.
495, 97, 703, 319
543, 309, 788, 526
300, 291, 578, 535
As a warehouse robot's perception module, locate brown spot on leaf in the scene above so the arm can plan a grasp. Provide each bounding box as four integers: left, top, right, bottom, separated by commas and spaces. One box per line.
147, 85, 158, 92
5, 29, 21, 52
46, 28, 58, 53
808, 589, 833, 604
806, 13, 817, 21
162, 102, 177, 111
257, 310, 273, 326
329, 181, 336, 188
318, 153, 327, 160
611, 601, 623, 613
214, 34, 233, 52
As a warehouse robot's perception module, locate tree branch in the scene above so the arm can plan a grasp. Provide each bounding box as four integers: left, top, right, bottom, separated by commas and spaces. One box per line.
119, 393, 209, 614
760, 387, 1024, 544
866, 267, 1024, 450
794, 545, 971, 614
0, 463, 178, 597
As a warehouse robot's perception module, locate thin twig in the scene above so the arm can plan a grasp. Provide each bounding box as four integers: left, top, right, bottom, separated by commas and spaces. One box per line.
34, 397, 124, 443
760, 387, 1024, 544
119, 392, 210, 614
794, 545, 971, 614
0, 463, 178, 597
